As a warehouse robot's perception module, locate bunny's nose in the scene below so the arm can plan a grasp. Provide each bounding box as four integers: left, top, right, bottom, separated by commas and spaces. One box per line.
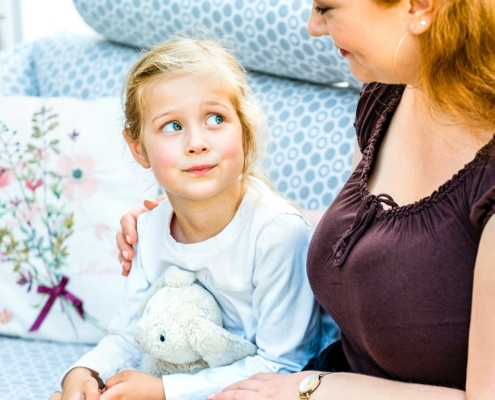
134, 335, 140, 345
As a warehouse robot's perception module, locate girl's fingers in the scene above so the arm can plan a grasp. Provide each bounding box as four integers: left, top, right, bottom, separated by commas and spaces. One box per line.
81, 380, 100, 400
104, 370, 129, 389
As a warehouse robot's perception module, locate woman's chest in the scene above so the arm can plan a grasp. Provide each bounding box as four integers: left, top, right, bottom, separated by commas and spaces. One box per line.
308, 170, 479, 312
307, 178, 479, 383
366, 125, 483, 208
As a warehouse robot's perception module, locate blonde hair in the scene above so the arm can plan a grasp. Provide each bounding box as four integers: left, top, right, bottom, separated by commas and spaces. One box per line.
123, 37, 269, 184
380, 0, 495, 131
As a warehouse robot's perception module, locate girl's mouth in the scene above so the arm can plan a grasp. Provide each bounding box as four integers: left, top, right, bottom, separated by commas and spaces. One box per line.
184, 165, 216, 175
339, 48, 350, 57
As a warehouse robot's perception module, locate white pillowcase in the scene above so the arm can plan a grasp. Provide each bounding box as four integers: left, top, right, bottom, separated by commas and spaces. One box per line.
0, 96, 158, 343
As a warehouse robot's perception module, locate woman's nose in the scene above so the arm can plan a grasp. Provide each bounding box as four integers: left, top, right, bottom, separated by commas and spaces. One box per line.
307, 7, 327, 37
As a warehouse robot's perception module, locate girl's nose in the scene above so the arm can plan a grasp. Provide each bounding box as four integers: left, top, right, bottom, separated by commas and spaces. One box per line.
186, 129, 211, 154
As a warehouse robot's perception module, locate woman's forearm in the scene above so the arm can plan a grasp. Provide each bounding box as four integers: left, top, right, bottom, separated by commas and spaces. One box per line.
313, 373, 465, 400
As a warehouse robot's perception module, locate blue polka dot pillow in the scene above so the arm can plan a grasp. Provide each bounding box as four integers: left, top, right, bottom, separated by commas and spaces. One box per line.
73, 0, 361, 88
0, 41, 39, 96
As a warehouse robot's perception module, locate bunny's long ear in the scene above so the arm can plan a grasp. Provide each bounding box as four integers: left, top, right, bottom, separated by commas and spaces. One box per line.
138, 272, 170, 317
138, 266, 196, 316
186, 316, 257, 368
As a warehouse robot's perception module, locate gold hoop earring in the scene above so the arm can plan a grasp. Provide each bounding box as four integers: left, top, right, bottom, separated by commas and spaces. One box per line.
394, 32, 408, 85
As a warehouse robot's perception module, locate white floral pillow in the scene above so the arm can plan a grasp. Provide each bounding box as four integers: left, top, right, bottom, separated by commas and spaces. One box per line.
0, 97, 158, 343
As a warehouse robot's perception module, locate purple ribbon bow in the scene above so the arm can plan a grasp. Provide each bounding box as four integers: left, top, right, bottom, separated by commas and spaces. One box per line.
29, 276, 85, 332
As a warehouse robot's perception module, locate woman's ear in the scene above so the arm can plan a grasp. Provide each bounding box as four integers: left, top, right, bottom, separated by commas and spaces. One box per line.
408, 0, 434, 34
124, 129, 151, 169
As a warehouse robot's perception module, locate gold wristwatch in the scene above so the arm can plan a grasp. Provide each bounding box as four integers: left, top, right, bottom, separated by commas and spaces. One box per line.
298, 372, 330, 399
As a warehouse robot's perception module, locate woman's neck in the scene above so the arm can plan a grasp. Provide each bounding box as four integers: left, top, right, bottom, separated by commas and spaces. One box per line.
167, 181, 245, 244
401, 86, 494, 148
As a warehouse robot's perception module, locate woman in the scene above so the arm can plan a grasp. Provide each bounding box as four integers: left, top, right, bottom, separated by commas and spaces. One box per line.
118, 0, 495, 398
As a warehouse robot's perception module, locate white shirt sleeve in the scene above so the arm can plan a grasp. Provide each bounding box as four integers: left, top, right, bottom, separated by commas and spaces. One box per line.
60, 239, 150, 385
161, 214, 321, 400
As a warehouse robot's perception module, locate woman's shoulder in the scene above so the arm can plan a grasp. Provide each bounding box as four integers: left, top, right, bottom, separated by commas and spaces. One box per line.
354, 83, 404, 153
469, 136, 495, 229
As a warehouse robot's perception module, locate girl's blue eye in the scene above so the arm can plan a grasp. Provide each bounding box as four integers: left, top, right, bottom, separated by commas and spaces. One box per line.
206, 114, 224, 125
162, 122, 182, 132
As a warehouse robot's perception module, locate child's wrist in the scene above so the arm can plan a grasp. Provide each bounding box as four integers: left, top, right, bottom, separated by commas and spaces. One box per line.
65, 366, 103, 388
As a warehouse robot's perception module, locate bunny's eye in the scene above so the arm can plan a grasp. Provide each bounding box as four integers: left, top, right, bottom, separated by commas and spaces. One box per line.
159, 334, 165, 342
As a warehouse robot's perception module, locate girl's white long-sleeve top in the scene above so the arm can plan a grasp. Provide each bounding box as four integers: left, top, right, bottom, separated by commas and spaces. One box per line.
65, 178, 338, 400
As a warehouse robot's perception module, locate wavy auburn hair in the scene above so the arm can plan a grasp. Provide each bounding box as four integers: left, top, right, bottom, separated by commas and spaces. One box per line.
380, 0, 495, 131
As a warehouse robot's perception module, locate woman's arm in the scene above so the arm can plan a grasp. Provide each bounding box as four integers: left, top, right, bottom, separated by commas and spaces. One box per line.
117, 196, 166, 276
466, 214, 495, 398
212, 216, 495, 400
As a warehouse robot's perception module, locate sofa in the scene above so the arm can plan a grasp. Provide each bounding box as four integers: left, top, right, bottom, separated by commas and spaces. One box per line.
0, 0, 361, 398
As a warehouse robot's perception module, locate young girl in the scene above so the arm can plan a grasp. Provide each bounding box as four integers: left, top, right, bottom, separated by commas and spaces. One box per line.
53, 38, 333, 400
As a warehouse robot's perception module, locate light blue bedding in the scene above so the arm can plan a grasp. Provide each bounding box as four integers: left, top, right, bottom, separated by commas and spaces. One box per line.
0, 336, 93, 400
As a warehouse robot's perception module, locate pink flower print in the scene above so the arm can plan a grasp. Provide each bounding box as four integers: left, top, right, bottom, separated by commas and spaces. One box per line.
57, 153, 98, 199
17, 271, 34, 292
94, 224, 112, 240
25, 177, 43, 191
14, 200, 40, 225
0, 309, 13, 324
0, 167, 14, 187
68, 130, 80, 141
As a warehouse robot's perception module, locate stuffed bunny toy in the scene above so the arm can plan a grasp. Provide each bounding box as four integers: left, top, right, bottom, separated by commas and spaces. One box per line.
134, 266, 257, 376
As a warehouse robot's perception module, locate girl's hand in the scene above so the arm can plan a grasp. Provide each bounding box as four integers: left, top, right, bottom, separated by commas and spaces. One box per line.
100, 370, 165, 400
209, 371, 311, 400
117, 196, 167, 276
59, 367, 102, 400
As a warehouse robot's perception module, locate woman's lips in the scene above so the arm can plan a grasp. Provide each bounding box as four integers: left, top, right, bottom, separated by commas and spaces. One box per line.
184, 165, 215, 175
339, 48, 350, 57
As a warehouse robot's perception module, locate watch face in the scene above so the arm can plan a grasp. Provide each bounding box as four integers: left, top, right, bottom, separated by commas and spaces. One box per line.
299, 373, 319, 393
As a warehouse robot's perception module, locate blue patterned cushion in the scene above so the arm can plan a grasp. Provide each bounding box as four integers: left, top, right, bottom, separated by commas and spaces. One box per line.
20, 34, 359, 209
32, 33, 140, 98
251, 76, 358, 209
73, 0, 361, 88
0, 41, 39, 96
0, 336, 93, 399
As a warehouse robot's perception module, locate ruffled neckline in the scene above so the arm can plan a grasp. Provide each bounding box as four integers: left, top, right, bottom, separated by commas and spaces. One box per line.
358, 85, 495, 218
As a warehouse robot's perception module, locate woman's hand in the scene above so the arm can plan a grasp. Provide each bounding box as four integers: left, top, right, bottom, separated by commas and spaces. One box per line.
209, 371, 310, 400
117, 196, 167, 276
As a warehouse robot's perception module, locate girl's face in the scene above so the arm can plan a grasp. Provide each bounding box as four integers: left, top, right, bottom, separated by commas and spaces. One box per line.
131, 73, 245, 203
307, 0, 420, 84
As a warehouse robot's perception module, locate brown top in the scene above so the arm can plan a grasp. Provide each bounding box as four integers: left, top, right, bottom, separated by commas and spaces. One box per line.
307, 83, 495, 389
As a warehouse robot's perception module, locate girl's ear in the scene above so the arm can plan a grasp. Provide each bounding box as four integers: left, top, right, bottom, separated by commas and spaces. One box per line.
124, 129, 151, 169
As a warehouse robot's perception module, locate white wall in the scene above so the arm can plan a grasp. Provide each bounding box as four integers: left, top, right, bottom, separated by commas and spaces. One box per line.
1, 0, 96, 49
